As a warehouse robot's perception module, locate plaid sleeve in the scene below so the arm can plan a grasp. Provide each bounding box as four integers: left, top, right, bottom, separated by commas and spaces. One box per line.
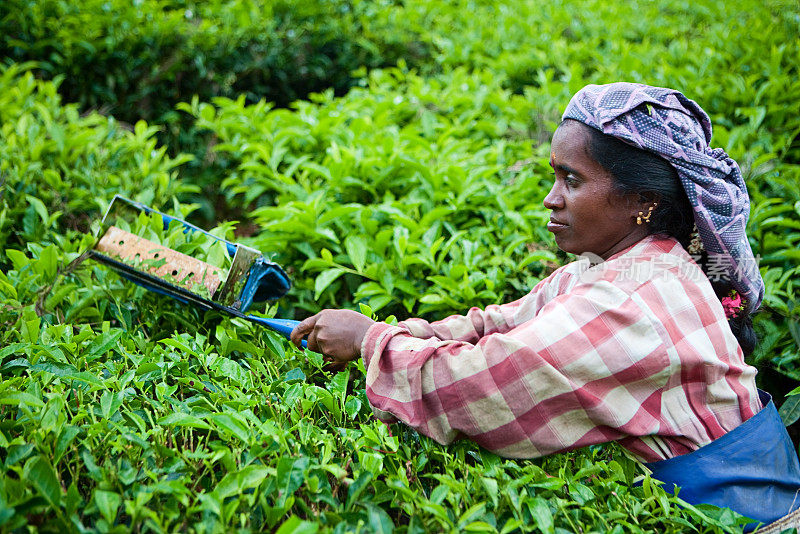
398, 300, 524, 342
360, 236, 763, 462
397, 270, 572, 342
361, 279, 671, 458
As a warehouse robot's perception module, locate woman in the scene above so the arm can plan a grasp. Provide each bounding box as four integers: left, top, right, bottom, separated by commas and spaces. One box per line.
291, 83, 800, 529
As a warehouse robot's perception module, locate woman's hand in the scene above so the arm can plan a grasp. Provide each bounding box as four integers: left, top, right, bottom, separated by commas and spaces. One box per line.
290, 309, 376, 371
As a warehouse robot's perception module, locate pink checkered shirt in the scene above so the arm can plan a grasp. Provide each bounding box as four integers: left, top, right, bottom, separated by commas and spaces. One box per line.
360, 234, 762, 462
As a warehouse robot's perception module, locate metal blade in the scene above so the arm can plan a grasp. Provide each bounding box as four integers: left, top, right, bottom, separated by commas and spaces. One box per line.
216, 244, 260, 309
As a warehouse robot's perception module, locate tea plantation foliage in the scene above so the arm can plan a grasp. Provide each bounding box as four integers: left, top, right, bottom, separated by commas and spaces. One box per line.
1, 0, 799, 531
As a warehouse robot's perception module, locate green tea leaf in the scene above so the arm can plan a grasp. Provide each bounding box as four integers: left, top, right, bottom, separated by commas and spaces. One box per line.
0, 391, 44, 408
275, 515, 319, 534
344, 235, 368, 273
363, 503, 394, 534
346, 472, 372, 509
214, 465, 272, 500
275, 457, 309, 508
94, 489, 121, 524
344, 396, 362, 419
329, 368, 349, 403
314, 268, 346, 300
54, 426, 81, 463
86, 330, 124, 359
24, 456, 61, 507
779, 395, 800, 427
526, 497, 553, 534
6, 249, 30, 271
158, 412, 211, 429
208, 413, 252, 444
26, 195, 49, 225
100, 390, 124, 420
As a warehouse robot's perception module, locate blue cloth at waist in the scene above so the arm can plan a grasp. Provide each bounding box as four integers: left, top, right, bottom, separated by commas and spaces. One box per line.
645, 389, 800, 530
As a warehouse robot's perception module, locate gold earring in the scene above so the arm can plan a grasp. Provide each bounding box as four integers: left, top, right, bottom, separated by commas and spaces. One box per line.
637, 203, 658, 225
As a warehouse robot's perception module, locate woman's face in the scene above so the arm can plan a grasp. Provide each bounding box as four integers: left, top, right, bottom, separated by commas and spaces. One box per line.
544, 120, 649, 259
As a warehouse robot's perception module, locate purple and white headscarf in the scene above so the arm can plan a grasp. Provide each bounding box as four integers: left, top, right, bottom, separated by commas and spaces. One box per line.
562, 82, 764, 313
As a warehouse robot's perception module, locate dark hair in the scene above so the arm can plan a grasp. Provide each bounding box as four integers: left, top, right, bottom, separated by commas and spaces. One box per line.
573, 120, 757, 357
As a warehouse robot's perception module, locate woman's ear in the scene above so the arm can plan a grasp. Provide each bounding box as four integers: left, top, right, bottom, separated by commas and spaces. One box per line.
620, 192, 658, 223
629, 192, 661, 223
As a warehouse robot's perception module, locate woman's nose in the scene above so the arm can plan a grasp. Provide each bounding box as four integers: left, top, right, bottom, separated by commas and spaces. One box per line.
543, 182, 564, 210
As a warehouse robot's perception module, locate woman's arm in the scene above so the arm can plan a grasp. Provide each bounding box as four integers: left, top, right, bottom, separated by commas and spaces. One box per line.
397, 301, 523, 343
360, 282, 670, 458
397, 270, 569, 343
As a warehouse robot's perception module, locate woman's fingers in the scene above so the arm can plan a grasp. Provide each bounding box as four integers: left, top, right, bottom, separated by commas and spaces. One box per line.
290, 312, 327, 354
290, 314, 318, 349
291, 313, 342, 371
290, 309, 374, 369
307, 328, 321, 354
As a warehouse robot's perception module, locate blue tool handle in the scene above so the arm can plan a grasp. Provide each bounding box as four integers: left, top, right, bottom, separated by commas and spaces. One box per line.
246, 316, 306, 348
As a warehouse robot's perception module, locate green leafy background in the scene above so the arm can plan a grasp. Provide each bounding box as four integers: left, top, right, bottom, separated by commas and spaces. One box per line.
1, 0, 799, 531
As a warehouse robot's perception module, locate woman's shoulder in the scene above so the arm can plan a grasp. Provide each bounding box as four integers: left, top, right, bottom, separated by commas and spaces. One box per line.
520, 234, 709, 316
565, 234, 724, 322
547, 234, 710, 303
514, 234, 726, 334
586, 234, 701, 285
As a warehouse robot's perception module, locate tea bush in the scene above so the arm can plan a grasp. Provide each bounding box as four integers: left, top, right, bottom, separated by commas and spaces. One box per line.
0, 0, 426, 124
0, 0, 430, 222
0, 63, 194, 261
5, 0, 797, 224
2, 0, 800, 530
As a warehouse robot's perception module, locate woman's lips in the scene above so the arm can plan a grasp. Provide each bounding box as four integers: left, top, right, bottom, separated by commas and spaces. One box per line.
547, 218, 568, 233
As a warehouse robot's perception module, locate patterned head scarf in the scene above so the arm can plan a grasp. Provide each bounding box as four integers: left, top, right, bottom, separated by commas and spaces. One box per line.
562, 82, 763, 313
